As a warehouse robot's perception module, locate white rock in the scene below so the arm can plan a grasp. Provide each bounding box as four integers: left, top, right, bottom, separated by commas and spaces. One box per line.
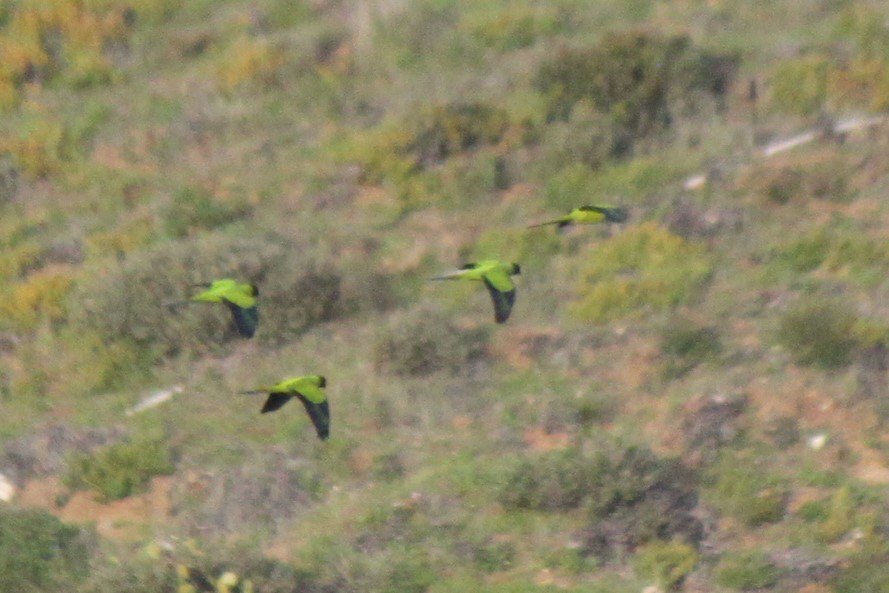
0, 473, 14, 502
808, 433, 828, 450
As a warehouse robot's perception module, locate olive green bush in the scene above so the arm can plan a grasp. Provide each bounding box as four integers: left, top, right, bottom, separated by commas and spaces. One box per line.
374, 308, 489, 376
777, 296, 859, 369
534, 32, 738, 153
64, 435, 174, 501
69, 233, 385, 363
162, 185, 252, 238
659, 317, 722, 378
715, 550, 779, 591
0, 507, 94, 592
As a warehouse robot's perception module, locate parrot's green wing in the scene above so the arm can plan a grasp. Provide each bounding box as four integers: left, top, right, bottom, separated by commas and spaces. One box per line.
295, 393, 330, 440
483, 266, 515, 293
261, 392, 292, 413
576, 205, 628, 223
219, 283, 256, 308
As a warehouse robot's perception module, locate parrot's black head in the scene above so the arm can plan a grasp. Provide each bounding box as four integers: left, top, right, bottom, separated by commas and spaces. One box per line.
318, 376, 327, 388
511, 263, 522, 276
249, 284, 260, 297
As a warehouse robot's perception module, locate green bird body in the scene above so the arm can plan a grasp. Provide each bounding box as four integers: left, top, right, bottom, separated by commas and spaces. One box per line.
431, 259, 521, 323
241, 375, 330, 440
190, 278, 259, 338
528, 205, 628, 229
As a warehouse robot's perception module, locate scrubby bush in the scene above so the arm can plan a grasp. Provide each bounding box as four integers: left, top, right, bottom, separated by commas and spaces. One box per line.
69, 234, 372, 364
65, 435, 174, 501
462, 5, 560, 50
659, 317, 722, 378
498, 442, 701, 560
499, 448, 604, 511
216, 34, 284, 92
832, 551, 889, 593
170, 447, 323, 537
0, 1, 134, 110
0, 507, 94, 592
349, 101, 510, 186
0, 267, 74, 331
571, 223, 713, 323
777, 296, 859, 369
534, 32, 737, 152
633, 540, 698, 591
769, 55, 829, 116
82, 538, 313, 593
778, 227, 831, 272
374, 308, 488, 376
705, 450, 787, 527
715, 550, 779, 590
162, 185, 252, 238
379, 546, 436, 593
471, 537, 516, 573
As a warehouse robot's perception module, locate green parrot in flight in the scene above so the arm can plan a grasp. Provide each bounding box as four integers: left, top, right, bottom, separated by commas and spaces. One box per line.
528, 205, 628, 229
240, 375, 330, 440
431, 259, 521, 324
189, 278, 259, 338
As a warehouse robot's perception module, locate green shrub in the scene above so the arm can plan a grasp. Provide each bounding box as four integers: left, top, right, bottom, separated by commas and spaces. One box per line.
832, 551, 889, 593
778, 227, 831, 272
659, 318, 722, 378
706, 450, 787, 527
537, 107, 619, 174
715, 550, 779, 590
534, 32, 737, 150
633, 540, 698, 591
499, 448, 604, 511
769, 55, 829, 116
65, 435, 174, 501
374, 308, 488, 376
0, 507, 93, 592
571, 222, 713, 322
379, 547, 436, 593
462, 6, 560, 50
471, 537, 516, 573
818, 485, 857, 542
82, 538, 310, 593
69, 234, 367, 363
347, 101, 509, 186
162, 185, 252, 238
777, 296, 859, 369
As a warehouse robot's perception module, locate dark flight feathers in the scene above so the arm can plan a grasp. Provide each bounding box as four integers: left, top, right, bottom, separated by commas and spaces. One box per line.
260, 391, 330, 440
223, 302, 259, 338
482, 277, 516, 324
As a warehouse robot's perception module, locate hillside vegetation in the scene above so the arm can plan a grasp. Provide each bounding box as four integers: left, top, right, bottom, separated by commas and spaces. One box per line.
3, 0, 889, 591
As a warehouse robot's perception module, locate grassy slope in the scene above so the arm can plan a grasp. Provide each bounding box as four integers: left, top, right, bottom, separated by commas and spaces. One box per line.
3, 0, 889, 591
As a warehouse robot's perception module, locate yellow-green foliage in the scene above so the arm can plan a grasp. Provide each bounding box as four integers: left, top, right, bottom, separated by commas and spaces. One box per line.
0, 267, 73, 330
85, 216, 156, 259
714, 550, 778, 591
633, 540, 698, 591
64, 435, 174, 501
461, 5, 560, 50
829, 58, 889, 111
346, 102, 510, 187
216, 34, 284, 93
571, 222, 712, 322
818, 485, 856, 543
0, 241, 42, 278
768, 55, 830, 116
0, 0, 133, 108
0, 113, 65, 178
